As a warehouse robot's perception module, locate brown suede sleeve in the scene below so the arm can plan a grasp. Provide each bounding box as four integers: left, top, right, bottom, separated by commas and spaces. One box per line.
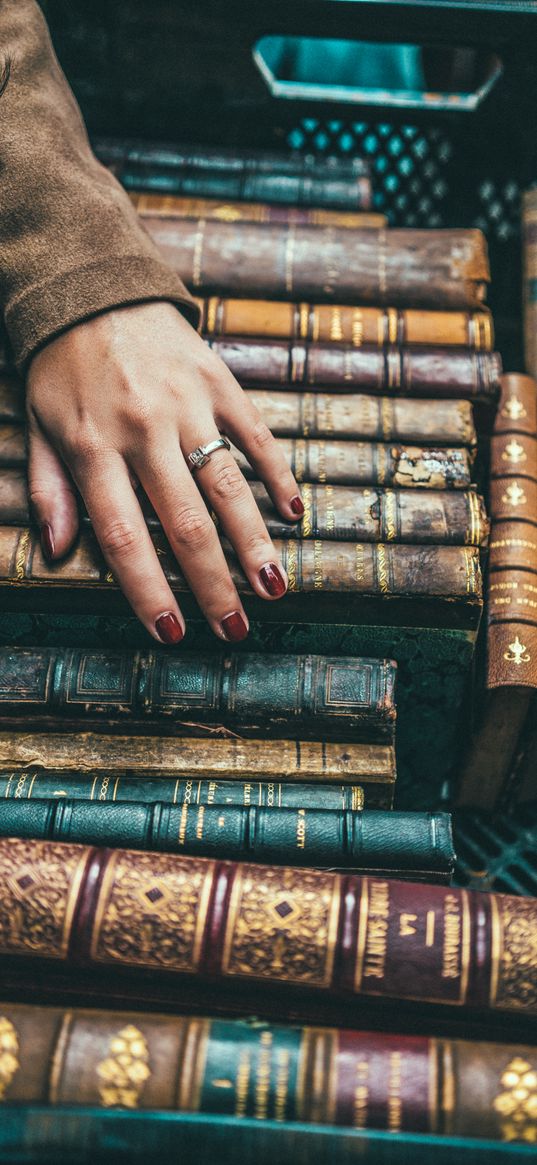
0, 0, 200, 372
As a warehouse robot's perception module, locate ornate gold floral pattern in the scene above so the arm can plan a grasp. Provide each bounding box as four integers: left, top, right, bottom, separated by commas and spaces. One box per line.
495, 898, 537, 1011
0, 1017, 19, 1100
222, 864, 340, 986
96, 1024, 150, 1108
0, 838, 87, 959
91, 850, 214, 972
493, 1057, 537, 1142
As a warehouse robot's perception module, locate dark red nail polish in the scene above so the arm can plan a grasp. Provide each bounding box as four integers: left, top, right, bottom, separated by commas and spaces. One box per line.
221, 610, 249, 642
156, 612, 184, 644
290, 495, 305, 517
259, 562, 287, 598
41, 522, 55, 560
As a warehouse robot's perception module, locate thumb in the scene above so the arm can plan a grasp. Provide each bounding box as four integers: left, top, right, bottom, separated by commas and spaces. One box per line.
27, 424, 79, 559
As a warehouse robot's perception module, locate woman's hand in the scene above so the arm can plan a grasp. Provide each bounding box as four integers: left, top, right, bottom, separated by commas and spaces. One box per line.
26, 302, 303, 643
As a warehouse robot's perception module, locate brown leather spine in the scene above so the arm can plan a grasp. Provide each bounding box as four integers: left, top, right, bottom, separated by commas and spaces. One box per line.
486, 621, 537, 691
0, 840, 533, 1015
493, 372, 537, 436
488, 569, 537, 628
234, 441, 472, 488
0, 732, 396, 786
489, 476, 537, 525
205, 338, 501, 402
130, 192, 386, 230
0, 472, 488, 546
0, 526, 483, 600
489, 521, 537, 573
523, 189, 537, 380
490, 433, 537, 481
0, 999, 536, 1141
140, 217, 490, 309
196, 296, 493, 349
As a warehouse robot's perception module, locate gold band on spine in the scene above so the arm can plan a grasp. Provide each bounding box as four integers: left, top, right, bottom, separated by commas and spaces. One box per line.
459, 890, 471, 1004
489, 894, 502, 1007
387, 308, 398, 345
481, 313, 493, 351
381, 398, 393, 443
440, 1040, 455, 1135
177, 1018, 210, 1112
376, 545, 390, 594
294, 1030, 310, 1122
286, 542, 298, 591
14, 529, 31, 581
383, 491, 397, 541
302, 393, 314, 438
428, 1039, 439, 1134
299, 303, 309, 341
89, 850, 121, 960
48, 1010, 74, 1104
192, 219, 206, 289
205, 297, 218, 336
353, 879, 370, 991
352, 310, 364, 348
301, 483, 313, 537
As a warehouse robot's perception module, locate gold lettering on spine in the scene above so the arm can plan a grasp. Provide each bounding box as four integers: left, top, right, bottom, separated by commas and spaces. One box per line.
325, 484, 335, 534
354, 543, 365, 584
192, 220, 206, 289
255, 1030, 273, 1119
362, 880, 390, 980
352, 310, 364, 347
387, 1051, 403, 1132
330, 307, 343, 342
178, 801, 188, 845
274, 1048, 290, 1121
296, 808, 306, 850
441, 893, 463, 990
0, 1017, 19, 1100
14, 528, 31, 581
317, 441, 327, 483
353, 1057, 370, 1128
313, 541, 324, 590
234, 1050, 251, 1118
96, 1025, 150, 1108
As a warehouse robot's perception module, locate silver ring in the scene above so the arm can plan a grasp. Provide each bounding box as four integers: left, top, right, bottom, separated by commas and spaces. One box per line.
187, 436, 231, 472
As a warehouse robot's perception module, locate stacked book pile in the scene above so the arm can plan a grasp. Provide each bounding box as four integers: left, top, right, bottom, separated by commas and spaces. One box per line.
0, 141, 535, 1163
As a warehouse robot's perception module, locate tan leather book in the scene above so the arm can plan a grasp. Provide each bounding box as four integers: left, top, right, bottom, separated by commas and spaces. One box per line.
130, 191, 386, 229
523, 188, 537, 379
195, 295, 494, 349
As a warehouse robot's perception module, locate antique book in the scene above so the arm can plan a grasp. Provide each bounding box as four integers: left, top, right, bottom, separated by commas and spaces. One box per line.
1, 1110, 534, 1165
0, 838, 533, 1018
0, 527, 484, 633
0, 472, 488, 546
130, 192, 385, 228
139, 218, 490, 308
523, 187, 537, 380
1, 1000, 536, 1142
0, 648, 397, 741
0, 802, 454, 879
204, 339, 501, 402
94, 137, 372, 210
0, 375, 480, 447
0, 429, 473, 488
0, 732, 396, 804
196, 295, 494, 349
458, 374, 537, 809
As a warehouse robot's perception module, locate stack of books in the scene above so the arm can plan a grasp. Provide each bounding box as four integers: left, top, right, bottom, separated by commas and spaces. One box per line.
0, 141, 535, 1163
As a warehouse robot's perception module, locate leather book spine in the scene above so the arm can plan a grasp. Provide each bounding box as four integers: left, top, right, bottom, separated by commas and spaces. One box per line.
234, 441, 472, 489
198, 296, 494, 350
0, 802, 455, 880
130, 193, 384, 228
0, 431, 474, 488
0, 526, 483, 602
523, 188, 537, 380
205, 339, 501, 403
0, 772, 381, 811
0, 379, 480, 447
93, 137, 370, 178
118, 169, 373, 211
0, 649, 397, 742
0, 473, 488, 545
492, 372, 537, 436
490, 433, 537, 482
3, 999, 536, 1140
0, 838, 534, 1015
140, 218, 490, 309
0, 734, 396, 794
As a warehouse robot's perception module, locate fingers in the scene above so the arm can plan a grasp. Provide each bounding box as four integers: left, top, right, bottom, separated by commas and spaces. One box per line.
73, 451, 185, 644
134, 436, 250, 642
219, 391, 304, 520
27, 424, 79, 559
180, 421, 289, 602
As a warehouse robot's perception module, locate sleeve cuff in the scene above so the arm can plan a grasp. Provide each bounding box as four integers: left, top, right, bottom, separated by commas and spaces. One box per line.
5, 254, 201, 373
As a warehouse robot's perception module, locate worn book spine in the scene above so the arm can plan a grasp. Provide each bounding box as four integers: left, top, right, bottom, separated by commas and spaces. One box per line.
204, 339, 501, 402
1, 1000, 535, 1141
0, 838, 534, 1015
93, 137, 371, 177
197, 296, 494, 350
0, 430, 473, 488
0, 803, 454, 879
124, 169, 373, 210
140, 218, 490, 309
0, 527, 483, 607
0, 734, 396, 798
0, 376, 480, 448
0, 472, 488, 545
0, 649, 396, 741
130, 192, 384, 228
0, 771, 382, 811
523, 188, 537, 380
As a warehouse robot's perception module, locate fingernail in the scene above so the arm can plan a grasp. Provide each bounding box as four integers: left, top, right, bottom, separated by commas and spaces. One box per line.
221, 610, 249, 642
155, 612, 184, 644
259, 562, 287, 598
290, 495, 304, 517
41, 522, 55, 560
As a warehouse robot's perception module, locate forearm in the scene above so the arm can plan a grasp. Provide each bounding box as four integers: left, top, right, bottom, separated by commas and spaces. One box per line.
0, 0, 199, 371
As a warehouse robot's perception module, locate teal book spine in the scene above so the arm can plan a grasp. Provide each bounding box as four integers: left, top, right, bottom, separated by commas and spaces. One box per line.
0, 801, 455, 880
0, 1108, 534, 1165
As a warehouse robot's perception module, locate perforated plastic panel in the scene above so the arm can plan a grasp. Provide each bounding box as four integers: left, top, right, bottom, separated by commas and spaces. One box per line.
454, 804, 537, 895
